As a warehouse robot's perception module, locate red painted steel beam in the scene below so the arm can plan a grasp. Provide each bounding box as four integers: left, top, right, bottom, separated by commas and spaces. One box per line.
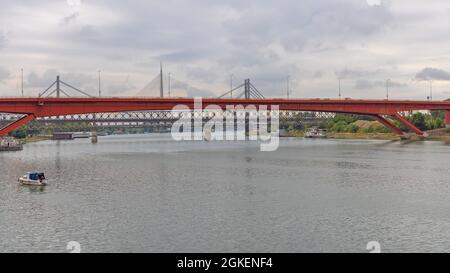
391, 113, 425, 136
372, 115, 404, 136
1, 98, 450, 137
446, 111, 450, 128
0, 114, 35, 136
0, 98, 450, 117
1, 98, 450, 117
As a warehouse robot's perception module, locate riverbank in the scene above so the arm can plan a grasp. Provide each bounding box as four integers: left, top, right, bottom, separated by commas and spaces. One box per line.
326, 132, 399, 140
285, 129, 398, 140
426, 129, 450, 142
11, 130, 450, 143
285, 129, 450, 141
21, 135, 52, 143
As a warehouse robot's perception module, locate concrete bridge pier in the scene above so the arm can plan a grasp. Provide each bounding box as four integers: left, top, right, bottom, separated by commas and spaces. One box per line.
91, 131, 98, 144
91, 113, 98, 144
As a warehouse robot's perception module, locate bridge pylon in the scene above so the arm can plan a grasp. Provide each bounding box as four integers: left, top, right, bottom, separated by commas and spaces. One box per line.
218, 79, 265, 99
39, 76, 93, 98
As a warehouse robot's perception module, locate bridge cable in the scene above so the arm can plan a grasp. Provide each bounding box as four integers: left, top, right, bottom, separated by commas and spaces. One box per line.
39, 81, 57, 97
58, 88, 71, 97
249, 87, 264, 99
45, 89, 58, 98
60, 81, 93, 97
217, 83, 245, 99
250, 84, 265, 99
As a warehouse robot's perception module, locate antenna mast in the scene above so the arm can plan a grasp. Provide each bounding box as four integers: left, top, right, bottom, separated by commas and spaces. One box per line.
160, 62, 164, 98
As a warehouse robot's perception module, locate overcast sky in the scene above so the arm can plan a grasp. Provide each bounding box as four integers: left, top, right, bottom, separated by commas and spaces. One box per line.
1, 0, 450, 99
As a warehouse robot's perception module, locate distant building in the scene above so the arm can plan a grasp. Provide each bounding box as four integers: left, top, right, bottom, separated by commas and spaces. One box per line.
52, 132, 74, 140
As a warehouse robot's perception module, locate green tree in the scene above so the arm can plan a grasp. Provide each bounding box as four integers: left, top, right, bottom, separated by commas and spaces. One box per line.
409, 112, 427, 131
345, 124, 359, 133
11, 128, 27, 139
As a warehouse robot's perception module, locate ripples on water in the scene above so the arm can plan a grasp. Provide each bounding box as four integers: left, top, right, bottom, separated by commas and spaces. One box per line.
1, 134, 450, 252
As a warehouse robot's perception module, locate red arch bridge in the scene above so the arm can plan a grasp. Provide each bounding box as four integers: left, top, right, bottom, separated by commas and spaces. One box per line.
0, 97, 449, 137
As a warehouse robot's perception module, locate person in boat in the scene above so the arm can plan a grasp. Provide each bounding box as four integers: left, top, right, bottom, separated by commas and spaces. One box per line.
37, 173, 45, 181
28, 172, 44, 181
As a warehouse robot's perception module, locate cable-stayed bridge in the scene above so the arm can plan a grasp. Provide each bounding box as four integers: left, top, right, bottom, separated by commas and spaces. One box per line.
1, 74, 333, 132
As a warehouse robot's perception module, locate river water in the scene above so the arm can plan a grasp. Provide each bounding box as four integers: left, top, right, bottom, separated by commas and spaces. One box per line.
0, 134, 450, 253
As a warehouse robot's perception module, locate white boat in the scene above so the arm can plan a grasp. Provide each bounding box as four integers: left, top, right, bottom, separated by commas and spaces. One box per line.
304, 128, 327, 138
72, 132, 91, 139
18, 172, 47, 186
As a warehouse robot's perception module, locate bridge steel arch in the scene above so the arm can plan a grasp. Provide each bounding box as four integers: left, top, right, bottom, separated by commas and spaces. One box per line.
1, 97, 450, 137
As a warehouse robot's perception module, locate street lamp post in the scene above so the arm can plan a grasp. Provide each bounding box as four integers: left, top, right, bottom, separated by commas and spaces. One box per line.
21, 68, 24, 97
230, 74, 233, 98
386, 79, 390, 100
98, 70, 101, 97
287, 75, 290, 99
429, 80, 433, 101
168, 72, 171, 97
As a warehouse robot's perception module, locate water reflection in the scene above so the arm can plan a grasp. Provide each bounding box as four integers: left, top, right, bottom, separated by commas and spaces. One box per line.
25, 185, 46, 194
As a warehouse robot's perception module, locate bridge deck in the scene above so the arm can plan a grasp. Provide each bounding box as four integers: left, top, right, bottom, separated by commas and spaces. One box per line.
0, 97, 450, 137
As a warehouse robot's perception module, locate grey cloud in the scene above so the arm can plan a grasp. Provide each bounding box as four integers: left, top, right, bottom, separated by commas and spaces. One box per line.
183, 66, 220, 83
336, 68, 385, 79
415, 67, 450, 81
354, 79, 373, 89
61, 12, 79, 25
173, 80, 215, 97
312, 71, 324, 79
0, 67, 10, 82
0, 32, 7, 48
386, 81, 407, 88
354, 79, 407, 90
54, 0, 394, 69
225, 0, 393, 52
107, 75, 136, 95
27, 70, 60, 88
137, 73, 214, 97
0, 0, 444, 99
160, 50, 202, 63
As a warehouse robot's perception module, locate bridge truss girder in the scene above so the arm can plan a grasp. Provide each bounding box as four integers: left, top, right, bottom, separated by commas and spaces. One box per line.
2, 96, 450, 137
0, 111, 334, 130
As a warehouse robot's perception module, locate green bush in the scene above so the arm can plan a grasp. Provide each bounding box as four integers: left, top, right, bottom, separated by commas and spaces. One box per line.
11, 128, 27, 139
331, 120, 348, 132
346, 124, 359, 133
409, 112, 427, 130
406, 112, 445, 131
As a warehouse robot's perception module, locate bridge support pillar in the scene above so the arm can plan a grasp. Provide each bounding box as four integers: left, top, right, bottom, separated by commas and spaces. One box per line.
391, 113, 427, 137
0, 114, 35, 137
445, 111, 450, 128
91, 131, 98, 143
373, 115, 404, 136
91, 113, 98, 143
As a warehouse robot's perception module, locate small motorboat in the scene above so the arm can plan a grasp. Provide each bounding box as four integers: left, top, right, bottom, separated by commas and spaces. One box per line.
304, 127, 328, 138
18, 172, 47, 186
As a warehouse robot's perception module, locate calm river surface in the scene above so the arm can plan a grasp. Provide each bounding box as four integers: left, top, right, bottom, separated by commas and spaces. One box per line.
1, 134, 450, 253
